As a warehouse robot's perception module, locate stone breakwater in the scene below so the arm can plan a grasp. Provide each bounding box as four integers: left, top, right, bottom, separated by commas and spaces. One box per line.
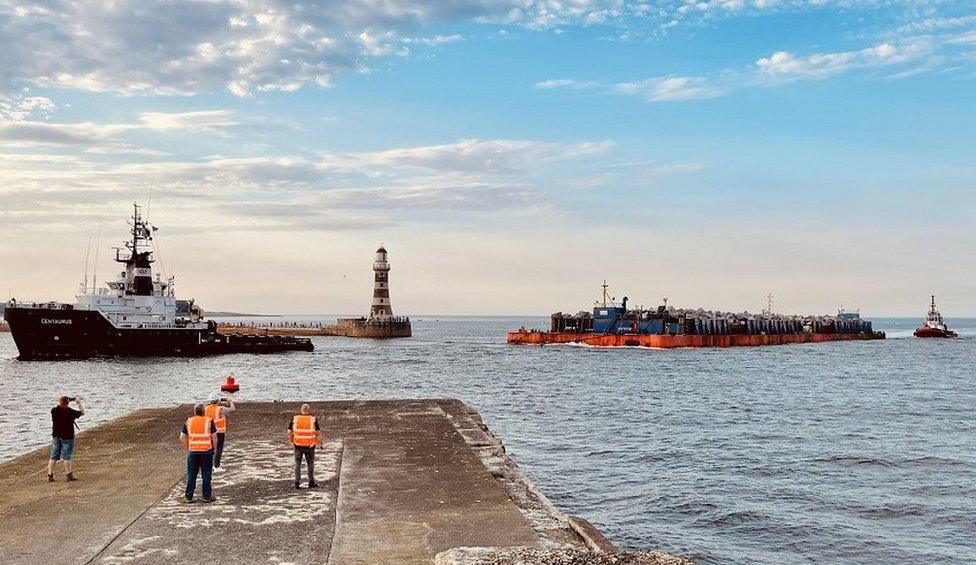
217, 317, 412, 339
0, 399, 690, 564
325, 317, 412, 338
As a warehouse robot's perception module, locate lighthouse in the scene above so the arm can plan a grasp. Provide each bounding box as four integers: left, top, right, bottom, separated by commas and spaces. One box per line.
369, 246, 394, 320
327, 246, 411, 337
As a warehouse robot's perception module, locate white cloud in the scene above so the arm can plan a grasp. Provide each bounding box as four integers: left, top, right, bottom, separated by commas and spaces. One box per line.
137, 110, 240, 132
543, 28, 966, 104
0, 120, 122, 147
84, 146, 172, 157
0, 1, 944, 99
311, 181, 544, 210
357, 30, 409, 58
0, 94, 56, 120
0, 110, 242, 148
755, 42, 933, 80
615, 76, 725, 101
895, 15, 976, 35
650, 162, 708, 173
0, 1, 637, 98
0, 136, 615, 232
533, 78, 598, 90
324, 138, 614, 175
948, 30, 976, 46
406, 34, 464, 47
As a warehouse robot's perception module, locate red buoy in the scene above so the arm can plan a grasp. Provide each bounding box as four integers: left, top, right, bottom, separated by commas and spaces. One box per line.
220, 374, 240, 393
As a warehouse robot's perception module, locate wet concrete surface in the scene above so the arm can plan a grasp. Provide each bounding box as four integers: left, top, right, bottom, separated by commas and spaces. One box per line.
98, 438, 342, 563
0, 400, 558, 564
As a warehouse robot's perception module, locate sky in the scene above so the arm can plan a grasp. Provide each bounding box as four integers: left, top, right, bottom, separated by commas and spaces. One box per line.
0, 0, 974, 316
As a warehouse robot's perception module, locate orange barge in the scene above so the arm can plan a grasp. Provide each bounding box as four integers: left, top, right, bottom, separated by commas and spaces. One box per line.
507, 330, 883, 348
508, 282, 885, 349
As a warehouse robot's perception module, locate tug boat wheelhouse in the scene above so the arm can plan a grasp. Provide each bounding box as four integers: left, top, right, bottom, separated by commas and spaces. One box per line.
3, 205, 313, 360
914, 295, 958, 338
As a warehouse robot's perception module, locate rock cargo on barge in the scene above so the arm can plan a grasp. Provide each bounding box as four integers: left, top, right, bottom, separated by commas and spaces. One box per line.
508, 282, 885, 348
4, 204, 313, 360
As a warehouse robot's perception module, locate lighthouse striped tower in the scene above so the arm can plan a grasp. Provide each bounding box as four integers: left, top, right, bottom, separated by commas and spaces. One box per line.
369, 246, 394, 321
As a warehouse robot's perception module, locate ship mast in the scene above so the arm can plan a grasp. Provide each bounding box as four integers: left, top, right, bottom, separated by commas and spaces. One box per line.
131, 202, 139, 258
114, 203, 155, 296
597, 280, 617, 308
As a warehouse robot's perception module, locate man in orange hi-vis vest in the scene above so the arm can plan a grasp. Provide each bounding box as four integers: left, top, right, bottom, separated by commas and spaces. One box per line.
204, 393, 235, 473
180, 403, 218, 503
288, 404, 321, 489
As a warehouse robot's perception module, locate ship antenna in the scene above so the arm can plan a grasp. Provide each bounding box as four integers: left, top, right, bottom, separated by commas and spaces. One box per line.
601, 280, 609, 308
92, 225, 102, 293
132, 202, 139, 257
82, 228, 93, 294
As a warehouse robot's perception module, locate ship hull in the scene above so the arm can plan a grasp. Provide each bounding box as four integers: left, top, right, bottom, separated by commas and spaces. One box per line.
913, 327, 957, 338
507, 331, 885, 348
4, 306, 313, 360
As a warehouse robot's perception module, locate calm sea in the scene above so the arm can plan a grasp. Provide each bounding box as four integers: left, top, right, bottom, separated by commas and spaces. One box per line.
1, 316, 973, 563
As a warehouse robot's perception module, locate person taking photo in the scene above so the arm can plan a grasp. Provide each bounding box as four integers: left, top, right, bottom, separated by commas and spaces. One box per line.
49, 396, 84, 482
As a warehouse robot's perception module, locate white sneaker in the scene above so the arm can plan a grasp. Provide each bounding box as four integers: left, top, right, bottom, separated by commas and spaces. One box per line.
213, 466, 224, 474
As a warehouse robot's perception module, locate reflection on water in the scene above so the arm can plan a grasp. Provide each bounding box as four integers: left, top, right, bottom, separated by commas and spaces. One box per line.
1, 316, 974, 563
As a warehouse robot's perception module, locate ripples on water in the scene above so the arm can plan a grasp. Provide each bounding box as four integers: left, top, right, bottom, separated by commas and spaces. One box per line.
1, 317, 974, 563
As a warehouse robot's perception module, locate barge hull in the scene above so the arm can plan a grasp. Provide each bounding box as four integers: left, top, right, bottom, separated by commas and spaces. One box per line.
507, 331, 884, 348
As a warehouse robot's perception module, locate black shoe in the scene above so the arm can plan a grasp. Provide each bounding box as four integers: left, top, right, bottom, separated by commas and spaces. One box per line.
47, 474, 54, 483
203, 496, 216, 503
66, 473, 77, 482
185, 497, 195, 503
308, 482, 318, 489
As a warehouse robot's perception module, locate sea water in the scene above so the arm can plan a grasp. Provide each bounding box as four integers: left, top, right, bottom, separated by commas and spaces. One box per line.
1, 317, 973, 563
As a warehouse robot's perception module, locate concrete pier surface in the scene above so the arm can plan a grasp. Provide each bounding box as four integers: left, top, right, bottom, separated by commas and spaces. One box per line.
0, 399, 689, 564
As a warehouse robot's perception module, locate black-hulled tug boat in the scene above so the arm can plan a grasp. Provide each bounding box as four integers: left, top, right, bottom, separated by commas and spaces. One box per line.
4, 205, 313, 360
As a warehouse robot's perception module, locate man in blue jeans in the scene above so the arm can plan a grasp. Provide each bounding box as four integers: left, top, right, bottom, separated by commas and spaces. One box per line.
180, 403, 218, 503
49, 396, 84, 482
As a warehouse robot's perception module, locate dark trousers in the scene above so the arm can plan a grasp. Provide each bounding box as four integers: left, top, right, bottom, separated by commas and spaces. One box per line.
294, 445, 315, 485
186, 451, 214, 500
214, 433, 225, 467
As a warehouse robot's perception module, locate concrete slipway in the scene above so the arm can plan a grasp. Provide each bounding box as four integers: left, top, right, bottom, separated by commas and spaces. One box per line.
0, 399, 690, 564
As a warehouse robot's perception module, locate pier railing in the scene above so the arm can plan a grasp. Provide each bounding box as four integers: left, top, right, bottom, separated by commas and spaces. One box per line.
216, 316, 411, 330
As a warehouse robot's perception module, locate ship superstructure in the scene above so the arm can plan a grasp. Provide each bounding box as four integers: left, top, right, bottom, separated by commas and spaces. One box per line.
75, 204, 201, 330
914, 295, 957, 338
509, 281, 885, 348
4, 204, 313, 360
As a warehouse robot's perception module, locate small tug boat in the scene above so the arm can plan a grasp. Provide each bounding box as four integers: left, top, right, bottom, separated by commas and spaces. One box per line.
4, 204, 314, 360
914, 295, 958, 338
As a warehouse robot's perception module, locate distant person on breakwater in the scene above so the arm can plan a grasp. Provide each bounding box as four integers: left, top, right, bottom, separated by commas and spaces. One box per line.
204, 393, 235, 473
180, 403, 218, 503
48, 396, 84, 482
288, 404, 321, 489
